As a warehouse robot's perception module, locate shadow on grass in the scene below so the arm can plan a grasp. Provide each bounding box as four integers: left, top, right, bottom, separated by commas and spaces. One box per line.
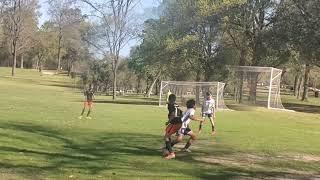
0, 122, 318, 179
92, 100, 158, 106
39, 83, 77, 89
283, 103, 320, 114
226, 104, 261, 111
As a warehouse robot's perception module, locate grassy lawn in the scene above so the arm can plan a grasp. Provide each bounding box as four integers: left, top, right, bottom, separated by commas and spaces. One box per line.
0, 68, 320, 179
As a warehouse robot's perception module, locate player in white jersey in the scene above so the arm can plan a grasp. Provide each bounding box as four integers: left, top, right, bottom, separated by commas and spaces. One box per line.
165, 99, 204, 159
198, 92, 216, 135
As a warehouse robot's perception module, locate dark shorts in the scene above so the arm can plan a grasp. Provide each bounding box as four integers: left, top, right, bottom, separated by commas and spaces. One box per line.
202, 113, 213, 118
165, 123, 182, 136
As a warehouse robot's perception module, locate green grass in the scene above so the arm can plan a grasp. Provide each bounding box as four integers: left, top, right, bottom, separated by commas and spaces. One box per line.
0, 68, 320, 179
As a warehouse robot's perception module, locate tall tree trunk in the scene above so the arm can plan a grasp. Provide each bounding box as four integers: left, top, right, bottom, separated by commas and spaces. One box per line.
238, 71, 244, 103
293, 74, 299, 96
136, 75, 141, 94
301, 64, 311, 101
297, 75, 303, 99
238, 48, 246, 103
112, 69, 117, 100
147, 71, 161, 98
20, 54, 24, 69
248, 72, 258, 104
57, 32, 62, 72
195, 69, 201, 105
67, 61, 72, 76
36, 58, 39, 70
11, 42, 17, 76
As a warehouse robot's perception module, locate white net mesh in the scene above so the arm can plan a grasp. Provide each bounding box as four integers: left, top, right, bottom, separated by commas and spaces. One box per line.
226, 66, 284, 110
159, 81, 229, 110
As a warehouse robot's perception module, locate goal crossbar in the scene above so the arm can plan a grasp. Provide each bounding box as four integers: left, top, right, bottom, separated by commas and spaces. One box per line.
159, 81, 228, 111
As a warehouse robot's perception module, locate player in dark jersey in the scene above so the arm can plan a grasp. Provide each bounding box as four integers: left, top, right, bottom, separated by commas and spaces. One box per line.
162, 94, 183, 159
79, 86, 95, 119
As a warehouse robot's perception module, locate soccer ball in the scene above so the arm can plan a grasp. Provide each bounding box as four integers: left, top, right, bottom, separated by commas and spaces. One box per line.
162, 148, 170, 157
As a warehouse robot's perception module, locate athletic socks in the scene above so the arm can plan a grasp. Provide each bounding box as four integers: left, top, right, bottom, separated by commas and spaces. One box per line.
165, 140, 173, 153
81, 108, 85, 116
184, 141, 191, 149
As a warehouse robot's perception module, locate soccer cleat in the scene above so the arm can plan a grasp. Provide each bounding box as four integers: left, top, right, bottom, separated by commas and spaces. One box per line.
164, 152, 175, 159
86, 116, 92, 119
181, 148, 192, 153
211, 131, 216, 135
78, 116, 83, 119
198, 130, 202, 134
162, 147, 170, 157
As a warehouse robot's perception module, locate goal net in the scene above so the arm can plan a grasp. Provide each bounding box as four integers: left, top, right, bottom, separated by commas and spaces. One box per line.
226, 66, 284, 110
159, 81, 229, 110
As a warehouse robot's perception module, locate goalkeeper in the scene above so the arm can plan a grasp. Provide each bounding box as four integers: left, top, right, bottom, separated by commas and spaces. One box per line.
198, 92, 216, 135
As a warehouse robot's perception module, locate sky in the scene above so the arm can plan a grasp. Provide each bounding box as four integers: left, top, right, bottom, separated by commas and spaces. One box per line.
38, 0, 160, 57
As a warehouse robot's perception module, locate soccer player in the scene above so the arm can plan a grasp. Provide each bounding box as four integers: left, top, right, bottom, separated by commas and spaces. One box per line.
79, 85, 95, 119
166, 90, 172, 103
165, 99, 204, 159
198, 92, 216, 135
163, 94, 183, 159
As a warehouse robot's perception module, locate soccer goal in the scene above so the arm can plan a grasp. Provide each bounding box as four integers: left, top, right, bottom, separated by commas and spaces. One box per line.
159, 81, 229, 111
227, 66, 285, 110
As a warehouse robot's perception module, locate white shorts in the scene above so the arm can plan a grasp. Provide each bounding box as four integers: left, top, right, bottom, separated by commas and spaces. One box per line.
177, 127, 192, 136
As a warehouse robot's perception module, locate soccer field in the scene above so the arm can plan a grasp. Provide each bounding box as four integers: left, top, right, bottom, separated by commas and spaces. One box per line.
0, 68, 320, 179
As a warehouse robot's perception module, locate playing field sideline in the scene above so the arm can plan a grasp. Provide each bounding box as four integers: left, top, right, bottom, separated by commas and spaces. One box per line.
0, 68, 319, 179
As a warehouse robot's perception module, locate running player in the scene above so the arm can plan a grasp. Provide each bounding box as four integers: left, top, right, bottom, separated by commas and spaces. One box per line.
165, 99, 204, 159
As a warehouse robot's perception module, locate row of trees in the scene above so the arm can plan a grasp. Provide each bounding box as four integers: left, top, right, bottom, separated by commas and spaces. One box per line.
0, 0, 91, 76
129, 0, 320, 101
1, 0, 319, 101
0, 0, 145, 100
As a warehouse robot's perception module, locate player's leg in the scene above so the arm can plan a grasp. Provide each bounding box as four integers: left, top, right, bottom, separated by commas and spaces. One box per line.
171, 134, 183, 148
163, 123, 181, 158
208, 114, 215, 134
79, 102, 87, 119
164, 124, 175, 153
198, 113, 206, 134
165, 134, 183, 159
86, 102, 93, 119
182, 128, 196, 152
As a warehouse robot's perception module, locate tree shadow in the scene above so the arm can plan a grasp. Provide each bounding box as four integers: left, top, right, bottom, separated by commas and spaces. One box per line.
283, 103, 320, 114
0, 122, 319, 179
226, 104, 261, 111
92, 100, 158, 106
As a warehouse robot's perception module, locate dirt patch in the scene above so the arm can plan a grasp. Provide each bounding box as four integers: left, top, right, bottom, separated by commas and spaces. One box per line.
292, 154, 320, 162
194, 153, 320, 179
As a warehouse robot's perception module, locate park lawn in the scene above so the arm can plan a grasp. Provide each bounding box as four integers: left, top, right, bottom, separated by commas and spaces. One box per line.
0, 68, 320, 179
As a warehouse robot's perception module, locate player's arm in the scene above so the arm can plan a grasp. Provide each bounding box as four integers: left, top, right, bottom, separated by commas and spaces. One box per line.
190, 115, 204, 122
212, 103, 216, 118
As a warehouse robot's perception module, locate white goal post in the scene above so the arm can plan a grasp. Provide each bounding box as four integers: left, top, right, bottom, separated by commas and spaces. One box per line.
227, 66, 286, 110
159, 81, 229, 111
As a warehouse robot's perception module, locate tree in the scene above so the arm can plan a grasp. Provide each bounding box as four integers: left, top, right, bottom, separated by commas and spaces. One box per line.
224, 0, 289, 103
48, 0, 83, 72
2, 0, 38, 76
80, 0, 139, 100
276, 0, 320, 101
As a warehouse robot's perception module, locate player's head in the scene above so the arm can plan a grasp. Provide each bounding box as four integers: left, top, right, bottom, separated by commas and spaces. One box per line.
168, 94, 176, 104
206, 92, 212, 99
186, 99, 196, 109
